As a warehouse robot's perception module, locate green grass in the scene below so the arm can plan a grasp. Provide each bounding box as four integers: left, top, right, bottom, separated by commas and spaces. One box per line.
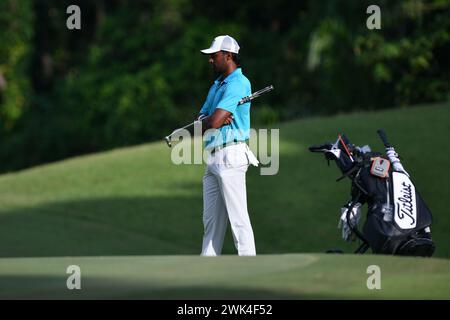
0, 102, 449, 299
0, 103, 448, 258
0, 254, 449, 299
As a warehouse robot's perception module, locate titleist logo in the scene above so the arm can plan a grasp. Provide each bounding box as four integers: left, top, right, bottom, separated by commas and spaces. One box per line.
396, 181, 416, 225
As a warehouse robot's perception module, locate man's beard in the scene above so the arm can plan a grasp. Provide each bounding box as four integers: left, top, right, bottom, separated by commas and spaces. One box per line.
212, 67, 222, 77
212, 63, 224, 77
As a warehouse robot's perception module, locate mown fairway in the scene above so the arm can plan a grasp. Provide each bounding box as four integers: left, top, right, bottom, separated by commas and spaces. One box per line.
0, 254, 449, 299
0, 103, 448, 258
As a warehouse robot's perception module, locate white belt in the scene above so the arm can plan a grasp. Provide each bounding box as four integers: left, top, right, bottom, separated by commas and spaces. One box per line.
210, 140, 246, 155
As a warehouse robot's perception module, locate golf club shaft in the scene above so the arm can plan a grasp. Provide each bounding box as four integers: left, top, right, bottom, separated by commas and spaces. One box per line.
167, 121, 196, 138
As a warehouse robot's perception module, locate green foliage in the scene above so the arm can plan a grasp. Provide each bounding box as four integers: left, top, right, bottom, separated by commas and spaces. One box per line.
252, 104, 280, 126
350, 0, 450, 106
0, 0, 449, 172
0, 0, 33, 132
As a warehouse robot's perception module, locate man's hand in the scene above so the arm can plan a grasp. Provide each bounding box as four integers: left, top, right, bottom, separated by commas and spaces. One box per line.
197, 113, 207, 121
223, 114, 234, 125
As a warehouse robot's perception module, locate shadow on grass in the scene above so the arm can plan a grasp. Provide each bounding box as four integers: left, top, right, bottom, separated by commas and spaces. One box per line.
0, 192, 348, 258
0, 275, 329, 300
0, 149, 347, 258
3, 146, 443, 258
0, 196, 204, 257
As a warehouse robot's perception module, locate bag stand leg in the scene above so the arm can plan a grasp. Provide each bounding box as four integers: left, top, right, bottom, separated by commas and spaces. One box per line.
354, 242, 370, 254
346, 194, 371, 254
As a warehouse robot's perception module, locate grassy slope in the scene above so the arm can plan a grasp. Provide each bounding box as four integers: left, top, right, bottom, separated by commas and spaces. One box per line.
0, 103, 449, 258
0, 254, 449, 299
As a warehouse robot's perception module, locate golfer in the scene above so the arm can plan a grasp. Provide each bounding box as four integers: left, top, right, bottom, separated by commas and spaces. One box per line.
198, 35, 259, 256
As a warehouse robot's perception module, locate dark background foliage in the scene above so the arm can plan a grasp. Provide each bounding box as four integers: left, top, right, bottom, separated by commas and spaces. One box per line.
0, 0, 448, 172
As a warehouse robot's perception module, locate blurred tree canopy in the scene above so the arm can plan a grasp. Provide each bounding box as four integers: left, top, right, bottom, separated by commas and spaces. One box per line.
0, 0, 449, 172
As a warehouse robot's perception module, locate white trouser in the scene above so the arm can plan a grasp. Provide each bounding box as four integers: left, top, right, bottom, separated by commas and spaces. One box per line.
201, 143, 258, 256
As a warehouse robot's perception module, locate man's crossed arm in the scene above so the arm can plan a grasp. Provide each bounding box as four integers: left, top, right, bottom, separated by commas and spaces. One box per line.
198, 109, 233, 133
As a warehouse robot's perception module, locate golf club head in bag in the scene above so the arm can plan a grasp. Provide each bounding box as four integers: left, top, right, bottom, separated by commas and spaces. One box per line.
309, 131, 435, 257
309, 134, 363, 179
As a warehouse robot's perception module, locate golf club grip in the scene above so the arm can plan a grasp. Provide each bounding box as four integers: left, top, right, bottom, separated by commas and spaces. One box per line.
377, 129, 391, 148
253, 85, 274, 97
238, 85, 274, 105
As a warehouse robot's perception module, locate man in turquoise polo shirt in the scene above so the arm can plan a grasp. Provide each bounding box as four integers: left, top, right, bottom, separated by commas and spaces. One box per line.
197, 35, 259, 256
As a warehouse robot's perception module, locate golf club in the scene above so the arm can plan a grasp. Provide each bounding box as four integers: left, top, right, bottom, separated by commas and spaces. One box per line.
164, 85, 274, 147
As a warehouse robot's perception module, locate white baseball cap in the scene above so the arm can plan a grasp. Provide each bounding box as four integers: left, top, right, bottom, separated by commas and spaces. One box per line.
200, 35, 240, 54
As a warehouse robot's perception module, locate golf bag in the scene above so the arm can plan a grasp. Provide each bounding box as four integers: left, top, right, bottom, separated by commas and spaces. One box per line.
309, 130, 435, 256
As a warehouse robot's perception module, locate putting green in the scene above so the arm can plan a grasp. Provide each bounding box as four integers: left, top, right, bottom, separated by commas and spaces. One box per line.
0, 254, 449, 299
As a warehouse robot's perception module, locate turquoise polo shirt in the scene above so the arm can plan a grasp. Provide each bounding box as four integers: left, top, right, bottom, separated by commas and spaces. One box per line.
199, 68, 252, 149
